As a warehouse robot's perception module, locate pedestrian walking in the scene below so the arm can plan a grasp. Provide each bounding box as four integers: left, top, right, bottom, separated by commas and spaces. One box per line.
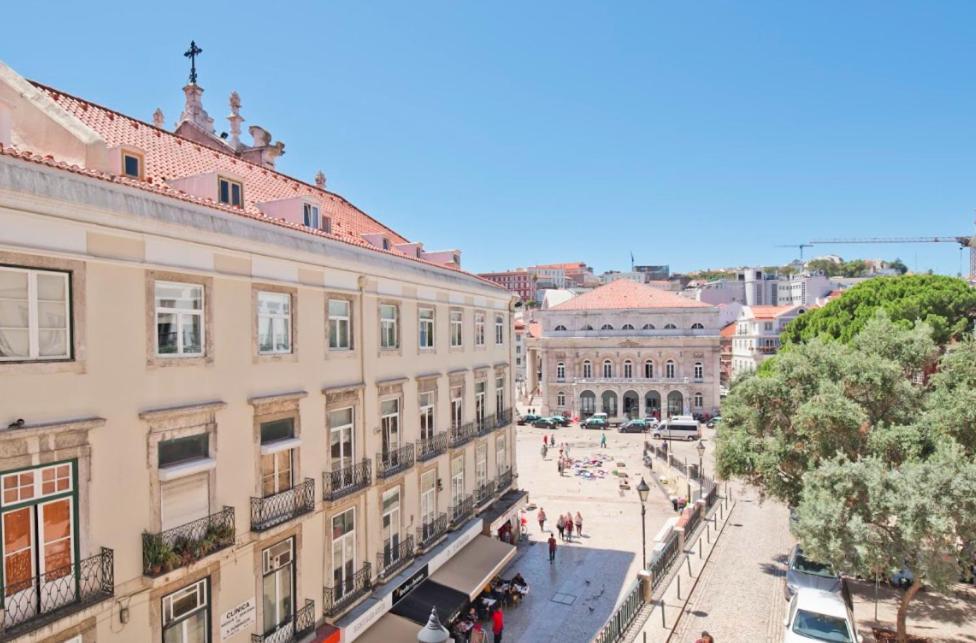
548, 533, 557, 563
469, 622, 487, 643
557, 458, 564, 476
556, 514, 565, 540
695, 632, 714, 643
550, 433, 555, 446
537, 507, 546, 532
600, 432, 607, 448
491, 605, 504, 643
575, 511, 583, 537
543, 434, 548, 447
564, 514, 573, 541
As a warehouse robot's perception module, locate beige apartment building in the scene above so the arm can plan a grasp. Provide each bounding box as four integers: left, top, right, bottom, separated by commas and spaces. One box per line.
0, 60, 522, 643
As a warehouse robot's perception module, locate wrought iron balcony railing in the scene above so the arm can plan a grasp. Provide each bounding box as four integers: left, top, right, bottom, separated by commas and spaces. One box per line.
496, 469, 514, 493
322, 459, 371, 501
376, 444, 415, 479
496, 408, 513, 427
1, 548, 114, 639
416, 432, 448, 462
250, 478, 315, 532
477, 414, 496, 436
416, 513, 448, 551
323, 563, 372, 618
474, 480, 497, 506
449, 495, 474, 528
449, 422, 476, 448
251, 598, 315, 643
376, 535, 415, 581
143, 506, 235, 576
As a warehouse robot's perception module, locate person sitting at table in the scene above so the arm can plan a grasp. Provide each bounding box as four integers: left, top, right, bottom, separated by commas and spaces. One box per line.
512, 573, 527, 587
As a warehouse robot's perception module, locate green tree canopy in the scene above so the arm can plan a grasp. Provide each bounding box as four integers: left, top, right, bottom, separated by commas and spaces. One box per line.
782, 274, 976, 345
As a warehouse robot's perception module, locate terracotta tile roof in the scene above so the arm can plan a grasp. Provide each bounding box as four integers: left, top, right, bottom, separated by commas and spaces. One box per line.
549, 278, 714, 311
720, 322, 737, 338
747, 305, 801, 320
5, 82, 507, 291
527, 320, 541, 338
534, 262, 587, 271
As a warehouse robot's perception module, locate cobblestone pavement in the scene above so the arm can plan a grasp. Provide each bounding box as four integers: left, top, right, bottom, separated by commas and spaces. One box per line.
501, 415, 679, 643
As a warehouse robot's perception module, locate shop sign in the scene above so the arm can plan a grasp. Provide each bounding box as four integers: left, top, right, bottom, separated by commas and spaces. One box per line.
220, 598, 256, 640
393, 564, 429, 605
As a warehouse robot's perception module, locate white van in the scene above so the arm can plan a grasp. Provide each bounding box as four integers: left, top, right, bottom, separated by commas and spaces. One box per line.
652, 416, 701, 441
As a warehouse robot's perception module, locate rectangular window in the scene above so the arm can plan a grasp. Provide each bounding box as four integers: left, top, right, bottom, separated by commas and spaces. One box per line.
496, 435, 507, 475
380, 304, 399, 349
260, 419, 295, 497
162, 578, 210, 643
155, 281, 204, 356
476, 443, 487, 488
158, 434, 209, 468
474, 312, 485, 346
451, 456, 464, 506
218, 177, 243, 208
332, 509, 355, 599
262, 539, 294, 636
495, 377, 505, 416
450, 310, 463, 347
381, 488, 400, 564
328, 299, 351, 350
329, 408, 355, 474
122, 151, 143, 179
419, 392, 435, 441
451, 397, 463, 430
257, 291, 292, 354
475, 382, 486, 429
495, 315, 504, 345
420, 471, 436, 534
0, 267, 71, 361
418, 308, 435, 349
381, 399, 400, 456
303, 203, 320, 229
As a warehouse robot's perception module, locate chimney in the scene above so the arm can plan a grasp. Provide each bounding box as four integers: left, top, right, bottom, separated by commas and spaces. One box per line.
152, 108, 165, 129
177, 82, 215, 134
314, 170, 327, 189
241, 125, 285, 169
227, 91, 244, 149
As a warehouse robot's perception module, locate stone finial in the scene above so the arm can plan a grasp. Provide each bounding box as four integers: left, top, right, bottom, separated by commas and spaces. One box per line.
178, 83, 215, 134
152, 108, 165, 129
314, 170, 327, 189
227, 91, 244, 149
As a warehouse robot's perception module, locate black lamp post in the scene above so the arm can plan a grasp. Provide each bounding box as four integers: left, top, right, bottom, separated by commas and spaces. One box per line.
696, 439, 706, 481
637, 477, 650, 568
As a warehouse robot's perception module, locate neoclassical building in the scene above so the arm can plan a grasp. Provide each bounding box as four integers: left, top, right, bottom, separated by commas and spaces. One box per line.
526, 280, 721, 419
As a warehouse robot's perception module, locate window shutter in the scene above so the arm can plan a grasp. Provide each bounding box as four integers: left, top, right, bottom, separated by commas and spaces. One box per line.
161, 473, 210, 531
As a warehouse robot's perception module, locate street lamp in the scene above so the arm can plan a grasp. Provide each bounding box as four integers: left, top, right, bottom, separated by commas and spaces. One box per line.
417, 607, 450, 643
696, 439, 706, 481
636, 477, 650, 569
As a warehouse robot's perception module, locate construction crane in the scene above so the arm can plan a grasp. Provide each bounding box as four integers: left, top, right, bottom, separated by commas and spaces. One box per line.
775, 243, 814, 261
808, 235, 976, 280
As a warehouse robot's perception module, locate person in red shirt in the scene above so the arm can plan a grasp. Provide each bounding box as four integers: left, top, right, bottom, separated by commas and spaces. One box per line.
491, 605, 504, 643
548, 533, 557, 563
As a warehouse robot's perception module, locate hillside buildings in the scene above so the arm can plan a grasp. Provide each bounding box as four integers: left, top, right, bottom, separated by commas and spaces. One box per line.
0, 59, 521, 643
731, 304, 807, 376
525, 280, 722, 420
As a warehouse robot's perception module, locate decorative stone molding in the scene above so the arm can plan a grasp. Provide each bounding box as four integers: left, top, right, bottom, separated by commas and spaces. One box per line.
448, 371, 467, 388
248, 390, 307, 416
323, 382, 365, 408
139, 401, 226, 433
377, 379, 405, 399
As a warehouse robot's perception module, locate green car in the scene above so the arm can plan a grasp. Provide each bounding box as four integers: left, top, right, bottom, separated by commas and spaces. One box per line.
517, 414, 542, 426
548, 416, 571, 427
582, 417, 607, 429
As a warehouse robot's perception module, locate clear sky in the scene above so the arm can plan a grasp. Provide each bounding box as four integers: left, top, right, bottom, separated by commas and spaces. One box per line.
4, 1, 975, 276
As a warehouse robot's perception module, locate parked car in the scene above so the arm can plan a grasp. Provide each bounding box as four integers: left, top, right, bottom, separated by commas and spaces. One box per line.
652, 416, 702, 441
706, 416, 722, 428
549, 415, 571, 427
582, 417, 608, 430
517, 414, 542, 426
784, 588, 861, 643
532, 417, 558, 428
785, 545, 847, 604
619, 419, 650, 434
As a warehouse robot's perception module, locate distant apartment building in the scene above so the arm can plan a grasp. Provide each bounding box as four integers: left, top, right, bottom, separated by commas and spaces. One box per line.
731, 305, 808, 376
719, 322, 737, 386
477, 269, 534, 302
479, 262, 594, 302
686, 269, 843, 308
776, 272, 834, 306
634, 265, 670, 280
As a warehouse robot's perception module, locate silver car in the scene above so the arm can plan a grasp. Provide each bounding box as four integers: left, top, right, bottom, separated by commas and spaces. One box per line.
784, 545, 846, 603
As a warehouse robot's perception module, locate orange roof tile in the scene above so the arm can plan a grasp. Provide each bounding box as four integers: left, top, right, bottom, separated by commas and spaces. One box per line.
748, 305, 800, 319
549, 279, 713, 311
527, 320, 541, 338
720, 322, 737, 338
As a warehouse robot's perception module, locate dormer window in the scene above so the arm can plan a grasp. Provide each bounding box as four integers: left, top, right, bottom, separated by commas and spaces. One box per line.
122, 150, 144, 179
322, 217, 332, 234
218, 177, 243, 208
303, 203, 320, 229
382, 238, 391, 251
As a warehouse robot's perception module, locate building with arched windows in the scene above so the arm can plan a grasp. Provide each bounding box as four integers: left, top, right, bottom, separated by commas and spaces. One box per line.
526, 279, 721, 419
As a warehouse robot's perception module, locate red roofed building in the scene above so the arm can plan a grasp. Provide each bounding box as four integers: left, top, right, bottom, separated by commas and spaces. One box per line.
525, 279, 721, 419
731, 304, 808, 376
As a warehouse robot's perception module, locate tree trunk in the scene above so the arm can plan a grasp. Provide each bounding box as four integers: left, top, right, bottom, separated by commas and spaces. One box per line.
896, 577, 922, 643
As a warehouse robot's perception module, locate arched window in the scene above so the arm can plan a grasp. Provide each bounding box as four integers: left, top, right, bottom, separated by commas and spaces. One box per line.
623, 360, 633, 378
642, 323, 655, 330
665, 360, 675, 379
600, 324, 614, 330
644, 360, 654, 379
664, 323, 677, 330
582, 324, 594, 331
582, 360, 592, 379
602, 360, 613, 378
691, 323, 704, 330
694, 362, 703, 380
622, 324, 635, 330
554, 325, 567, 331
557, 391, 566, 407
556, 362, 566, 380
693, 392, 703, 409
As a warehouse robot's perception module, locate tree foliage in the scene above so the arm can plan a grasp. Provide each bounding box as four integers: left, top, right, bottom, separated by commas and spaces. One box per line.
782, 274, 976, 346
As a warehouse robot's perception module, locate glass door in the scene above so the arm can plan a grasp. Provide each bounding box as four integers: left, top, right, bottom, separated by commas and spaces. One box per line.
420, 471, 436, 539
329, 409, 354, 488
381, 490, 400, 566
332, 509, 355, 599
261, 539, 294, 638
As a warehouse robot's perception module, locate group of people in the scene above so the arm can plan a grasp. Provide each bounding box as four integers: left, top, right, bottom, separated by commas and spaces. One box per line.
462, 574, 530, 643
460, 603, 504, 643
535, 507, 582, 539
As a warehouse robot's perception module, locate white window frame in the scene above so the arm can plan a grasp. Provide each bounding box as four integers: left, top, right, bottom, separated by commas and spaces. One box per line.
602, 360, 613, 378
582, 361, 592, 379
381, 487, 401, 561
162, 578, 210, 643
332, 508, 356, 599
474, 312, 486, 346
495, 377, 504, 416
556, 362, 565, 380
694, 362, 704, 380
381, 398, 400, 455
693, 392, 704, 409
450, 310, 463, 347
623, 360, 633, 379
218, 176, 243, 208
451, 397, 463, 430
556, 391, 566, 407
329, 407, 355, 473
419, 307, 435, 349
666, 360, 676, 379
257, 291, 292, 355
154, 280, 205, 357
303, 202, 320, 229
380, 304, 399, 349
495, 314, 504, 344
419, 392, 435, 441
644, 360, 654, 379
0, 266, 71, 361
328, 299, 351, 350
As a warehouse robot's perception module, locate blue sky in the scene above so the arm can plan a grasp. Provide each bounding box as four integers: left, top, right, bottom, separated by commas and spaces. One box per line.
4, 1, 975, 275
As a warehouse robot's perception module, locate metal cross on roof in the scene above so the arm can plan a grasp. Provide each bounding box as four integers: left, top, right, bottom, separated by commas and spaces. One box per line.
184, 41, 203, 85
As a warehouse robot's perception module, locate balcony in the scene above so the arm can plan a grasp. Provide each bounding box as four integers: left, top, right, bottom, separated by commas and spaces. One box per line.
251, 599, 315, 643
323, 563, 372, 618
496, 469, 514, 493
322, 459, 371, 502
416, 432, 448, 462
449, 422, 476, 448
449, 495, 474, 528
376, 535, 416, 581
250, 478, 315, 532
474, 480, 497, 507
416, 513, 448, 551
496, 408, 513, 427
1, 548, 114, 639
143, 506, 235, 576
376, 444, 415, 479
477, 414, 496, 437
